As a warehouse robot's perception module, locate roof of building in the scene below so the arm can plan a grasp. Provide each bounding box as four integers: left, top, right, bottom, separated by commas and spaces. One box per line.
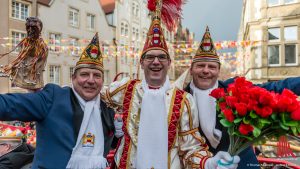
99, 0, 115, 14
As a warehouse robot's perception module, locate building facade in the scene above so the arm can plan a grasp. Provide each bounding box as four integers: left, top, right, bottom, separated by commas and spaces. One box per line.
238, 0, 300, 83
39, 0, 115, 87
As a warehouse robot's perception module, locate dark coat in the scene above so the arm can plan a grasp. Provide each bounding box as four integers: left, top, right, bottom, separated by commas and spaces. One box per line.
0, 142, 34, 169
0, 84, 116, 169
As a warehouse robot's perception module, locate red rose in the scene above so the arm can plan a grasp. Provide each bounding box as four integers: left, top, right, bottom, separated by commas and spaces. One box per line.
223, 108, 235, 122
234, 77, 253, 88
254, 106, 262, 116
260, 106, 273, 118
239, 123, 254, 135
227, 84, 237, 96
235, 103, 248, 116
282, 89, 298, 100
287, 101, 299, 113
277, 96, 292, 112
210, 88, 225, 99
291, 107, 300, 120
225, 96, 238, 108
247, 99, 258, 111
259, 91, 275, 107
219, 101, 228, 112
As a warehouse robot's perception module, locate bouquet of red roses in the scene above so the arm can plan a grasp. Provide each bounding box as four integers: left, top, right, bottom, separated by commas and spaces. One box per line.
210, 77, 300, 156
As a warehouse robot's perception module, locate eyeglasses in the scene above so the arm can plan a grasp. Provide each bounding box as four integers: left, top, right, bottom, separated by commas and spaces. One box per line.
143, 54, 169, 62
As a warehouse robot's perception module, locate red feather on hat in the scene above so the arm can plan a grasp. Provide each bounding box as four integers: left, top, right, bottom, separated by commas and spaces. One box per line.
147, 0, 185, 32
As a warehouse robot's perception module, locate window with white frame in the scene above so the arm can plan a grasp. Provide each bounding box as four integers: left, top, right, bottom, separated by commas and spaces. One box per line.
121, 21, 129, 36
11, 1, 29, 20
285, 44, 296, 64
49, 65, 61, 85
125, 24, 128, 36
69, 8, 79, 27
268, 28, 280, 41
132, 27, 136, 40
136, 28, 139, 41
11, 31, 26, 51
70, 37, 79, 56
132, 3, 136, 16
69, 67, 74, 83
268, 45, 280, 65
87, 13, 95, 30
49, 33, 61, 52
135, 3, 139, 17
268, 26, 298, 66
121, 23, 125, 36
284, 26, 297, 41
284, 26, 297, 64
131, 1, 140, 17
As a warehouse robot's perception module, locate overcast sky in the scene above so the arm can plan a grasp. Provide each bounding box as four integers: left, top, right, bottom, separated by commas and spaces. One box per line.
182, 0, 243, 42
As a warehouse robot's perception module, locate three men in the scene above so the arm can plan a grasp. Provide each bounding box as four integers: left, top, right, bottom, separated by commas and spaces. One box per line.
0, 33, 121, 168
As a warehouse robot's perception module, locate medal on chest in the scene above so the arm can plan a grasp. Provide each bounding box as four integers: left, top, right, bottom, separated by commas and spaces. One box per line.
82, 132, 95, 147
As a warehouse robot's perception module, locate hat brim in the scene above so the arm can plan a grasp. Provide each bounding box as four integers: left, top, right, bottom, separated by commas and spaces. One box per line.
74, 64, 104, 73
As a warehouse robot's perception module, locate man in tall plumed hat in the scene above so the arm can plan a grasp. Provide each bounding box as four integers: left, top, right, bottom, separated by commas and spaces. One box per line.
0, 33, 123, 168
104, 1, 240, 169
0, 17, 48, 90
183, 26, 300, 169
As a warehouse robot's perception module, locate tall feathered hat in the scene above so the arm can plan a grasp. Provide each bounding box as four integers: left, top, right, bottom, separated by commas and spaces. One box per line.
141, 0, 185, 58
193, 26, 220, 63
75, 33, 103, 72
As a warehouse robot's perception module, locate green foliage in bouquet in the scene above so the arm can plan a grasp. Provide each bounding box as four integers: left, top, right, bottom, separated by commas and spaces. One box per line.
210, 77, 300, 155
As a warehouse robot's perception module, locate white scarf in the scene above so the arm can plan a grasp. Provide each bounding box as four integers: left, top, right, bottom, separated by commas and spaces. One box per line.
190, 80, 222, 149
66, 88, 107, 169
136, 78, 170, 169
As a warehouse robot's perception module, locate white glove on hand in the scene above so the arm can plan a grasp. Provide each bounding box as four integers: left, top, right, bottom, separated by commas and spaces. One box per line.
205, 151, 240, 169
114, 116, 124, 138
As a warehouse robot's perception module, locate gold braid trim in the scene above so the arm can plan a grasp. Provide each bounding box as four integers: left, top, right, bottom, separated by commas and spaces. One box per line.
191, 133, 206, 145
178, 128, 198, 136
184, 99, 193, 129
111, 83, 127, 97
104, 83, 127, 108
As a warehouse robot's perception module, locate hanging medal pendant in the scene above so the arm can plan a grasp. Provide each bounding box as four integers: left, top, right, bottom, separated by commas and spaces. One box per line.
82, 132, 95, 147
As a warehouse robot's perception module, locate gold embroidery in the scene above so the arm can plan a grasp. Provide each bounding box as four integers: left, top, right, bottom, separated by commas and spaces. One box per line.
178, 128, 198, 136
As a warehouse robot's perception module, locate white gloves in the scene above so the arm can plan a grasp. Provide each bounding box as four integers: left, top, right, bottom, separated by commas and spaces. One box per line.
205, 151, 240, 169
114, 116, 124, 138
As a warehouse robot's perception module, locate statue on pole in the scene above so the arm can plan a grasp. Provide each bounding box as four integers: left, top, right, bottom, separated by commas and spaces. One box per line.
0, 17, 48, 90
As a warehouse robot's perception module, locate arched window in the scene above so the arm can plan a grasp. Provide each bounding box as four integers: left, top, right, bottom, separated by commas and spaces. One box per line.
121, 22, 125, 36
121, 21, 129, 37
132, 1, 140, 17
142, 28, 148, 40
